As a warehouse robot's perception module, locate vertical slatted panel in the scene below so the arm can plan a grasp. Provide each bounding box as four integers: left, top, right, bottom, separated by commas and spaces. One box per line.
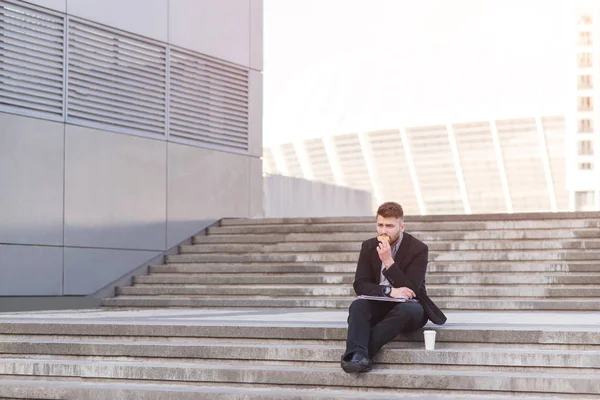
367, 129, 420, 216
332, 133, 372, 192
542, 116, 569, 211
406, 125, 463, 215
0, 0, 64, 119
453, 122, 505, 213
280, 143, 303, 177
66, 17, 167, 136
262, 147, 278, 175
496, 117, 550, 212
169, 47, 249, 152
304, 138, 335, 184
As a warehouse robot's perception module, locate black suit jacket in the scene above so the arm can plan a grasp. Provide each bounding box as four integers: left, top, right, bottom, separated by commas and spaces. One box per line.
353, 233, 447, 325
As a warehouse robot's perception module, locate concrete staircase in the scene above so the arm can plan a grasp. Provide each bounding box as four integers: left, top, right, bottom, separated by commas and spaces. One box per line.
103, 212, 600, 311
0, 308, 599, 399
2, 212, 600, 399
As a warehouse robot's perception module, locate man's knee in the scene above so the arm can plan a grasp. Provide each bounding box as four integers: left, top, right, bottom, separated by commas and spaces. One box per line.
387, 303, 423, 320
347, 299, 371, 324
349, 299, 370, 314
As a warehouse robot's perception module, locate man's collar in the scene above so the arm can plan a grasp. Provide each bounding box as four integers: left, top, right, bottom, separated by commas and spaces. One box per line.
389, 233, 403, 253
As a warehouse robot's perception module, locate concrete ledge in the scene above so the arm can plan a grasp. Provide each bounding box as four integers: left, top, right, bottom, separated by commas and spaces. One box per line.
1, 340, 599, 368
101, 296, 600, 311
193, 230, 600, 243
1, 358, 598, 394
1, 309, 599, 344
133, 275, 353, 285
220, 211, 600, 226
0, 377, 592, 400
0, 296, 101, 313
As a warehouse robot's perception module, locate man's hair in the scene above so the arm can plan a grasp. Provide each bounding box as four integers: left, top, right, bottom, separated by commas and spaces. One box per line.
376, 202, 404, 220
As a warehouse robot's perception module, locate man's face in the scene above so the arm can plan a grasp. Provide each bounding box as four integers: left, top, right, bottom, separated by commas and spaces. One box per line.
376, 215, 404, 244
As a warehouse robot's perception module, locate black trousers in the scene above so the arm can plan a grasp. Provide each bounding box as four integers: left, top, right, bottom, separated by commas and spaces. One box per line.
343, 298, 428, 359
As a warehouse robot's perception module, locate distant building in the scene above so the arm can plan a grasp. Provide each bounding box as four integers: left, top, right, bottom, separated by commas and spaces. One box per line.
569, 0, 600, 211
264, 116, 570, 215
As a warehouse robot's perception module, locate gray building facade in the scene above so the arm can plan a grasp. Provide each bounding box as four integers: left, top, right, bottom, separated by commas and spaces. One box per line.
0, 0, 263, 310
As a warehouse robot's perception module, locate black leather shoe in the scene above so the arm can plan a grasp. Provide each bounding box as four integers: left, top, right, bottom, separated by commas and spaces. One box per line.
341, 352, 372, 373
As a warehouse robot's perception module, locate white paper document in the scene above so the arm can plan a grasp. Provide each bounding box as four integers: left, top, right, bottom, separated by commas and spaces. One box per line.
357, 295, 419, 303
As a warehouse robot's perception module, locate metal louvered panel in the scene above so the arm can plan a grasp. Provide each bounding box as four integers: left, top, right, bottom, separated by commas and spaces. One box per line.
66, 17, 166, 136
0, 0, 64, 119
169, 47, 249, 152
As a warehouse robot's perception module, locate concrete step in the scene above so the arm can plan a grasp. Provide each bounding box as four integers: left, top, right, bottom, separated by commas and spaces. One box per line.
101, 296, 600, 310
149, 261, 600, 274
149, 263, 356, 274
1, 338, 599, 368
216, 218, 600, 230
430, 251, 600, 262
135, 272, 600, 286
180, 240, 600, 254
219, 217, 375, 225
433, 298, 600, 311
426, 273, 600, 285
181, 242, 361, 253
1, 357, 598, 395
116, 285, 354, 297
2, 308, 600, 399
134, 274, 354, 285
2, 316, 598, 345
116, 284, 600, 298
218, 213, 600, 226
207, 220, 600, 235
134, 272, 600, 285
427, 262, 600, 273
101, 296, 354, 308
165, 253, 359, 263
193, 229, 600, 244
165, 251, 600, 264
6, 377, 590, 400
428, 285, 600, 297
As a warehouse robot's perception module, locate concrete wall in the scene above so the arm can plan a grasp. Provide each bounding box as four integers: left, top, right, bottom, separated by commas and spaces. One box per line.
0, 0, 263, 309
264, 175, 372, 218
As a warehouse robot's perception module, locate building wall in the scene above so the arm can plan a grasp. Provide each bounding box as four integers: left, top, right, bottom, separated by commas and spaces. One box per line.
0, 0, 263, 302
569, 1, 600, 210
264, 174, 372, 218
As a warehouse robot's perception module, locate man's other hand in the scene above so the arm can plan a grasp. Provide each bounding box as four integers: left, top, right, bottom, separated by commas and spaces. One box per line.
390, 287, 415, 299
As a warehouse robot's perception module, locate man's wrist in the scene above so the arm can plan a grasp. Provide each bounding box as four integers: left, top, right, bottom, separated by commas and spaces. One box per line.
384, 259, 394, 269
383, 285, 392, 297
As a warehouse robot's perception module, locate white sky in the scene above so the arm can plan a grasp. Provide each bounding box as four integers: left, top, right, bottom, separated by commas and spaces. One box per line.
262, 0, 570, 146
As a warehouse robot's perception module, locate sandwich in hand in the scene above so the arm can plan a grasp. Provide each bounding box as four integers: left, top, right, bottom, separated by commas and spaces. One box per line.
377, 235, 390, 243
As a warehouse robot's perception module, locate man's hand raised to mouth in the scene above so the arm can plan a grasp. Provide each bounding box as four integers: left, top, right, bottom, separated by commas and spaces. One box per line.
376, 237, 394, 268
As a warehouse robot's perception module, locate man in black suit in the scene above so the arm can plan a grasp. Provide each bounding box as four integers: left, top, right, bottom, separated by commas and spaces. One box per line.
341, 201, 447, 373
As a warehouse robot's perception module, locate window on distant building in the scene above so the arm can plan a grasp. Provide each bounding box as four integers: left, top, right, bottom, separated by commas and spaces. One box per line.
575, 190, 595, 211
579, 162, 593, 170
579, 31, 593, 45
578, 96, 593, 111
579, 119, 593, 133
578, 140, 594, 156
578, 53, 593, 68
578, 74, 593, 89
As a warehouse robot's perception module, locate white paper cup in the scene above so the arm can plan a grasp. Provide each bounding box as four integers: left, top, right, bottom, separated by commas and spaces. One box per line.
423, 330, 437, 350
